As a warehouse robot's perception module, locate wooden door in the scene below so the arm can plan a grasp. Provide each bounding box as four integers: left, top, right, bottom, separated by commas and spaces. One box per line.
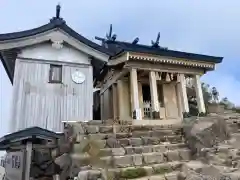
163, 83, 179, 119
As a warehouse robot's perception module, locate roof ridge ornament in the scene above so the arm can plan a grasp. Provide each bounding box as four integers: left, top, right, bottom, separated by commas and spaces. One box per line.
50, 3, 66, 24
56, 3, 61, 19
106, 24, 117, 41
95, 24, 117, 46
151, 32, 160, 48
132, 37, 139, 44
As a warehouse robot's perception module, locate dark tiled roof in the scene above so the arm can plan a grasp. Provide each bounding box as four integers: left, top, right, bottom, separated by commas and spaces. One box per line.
0, 17, 112, 56
0, 126, 62, 146
106, 40, 223, 63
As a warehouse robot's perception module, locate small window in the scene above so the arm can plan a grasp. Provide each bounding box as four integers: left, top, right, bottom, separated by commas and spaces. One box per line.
49, 64, 62, 83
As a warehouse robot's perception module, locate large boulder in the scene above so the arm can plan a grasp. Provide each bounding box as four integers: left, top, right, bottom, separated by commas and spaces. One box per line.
185, 170, 232, 180
183, 116, 230, 159
182, 162, 234, 180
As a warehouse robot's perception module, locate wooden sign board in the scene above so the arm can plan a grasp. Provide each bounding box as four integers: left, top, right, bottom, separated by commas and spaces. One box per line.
4, 151, 25, 180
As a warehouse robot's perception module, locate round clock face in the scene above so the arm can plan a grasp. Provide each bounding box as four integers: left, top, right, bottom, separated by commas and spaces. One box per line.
71, 71, 85, 84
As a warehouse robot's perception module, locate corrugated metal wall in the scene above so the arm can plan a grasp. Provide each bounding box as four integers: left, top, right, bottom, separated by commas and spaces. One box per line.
10, 59, 93, 133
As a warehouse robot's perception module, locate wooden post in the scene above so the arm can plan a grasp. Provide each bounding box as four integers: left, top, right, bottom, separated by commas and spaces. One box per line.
112, 83, 118, 120
176, 82, 183, 119
117, 80, 124, 119
193, 74, 206, 114
100, 94, 104, 120
179, 74, 189, 116
149, 71, 160, 119
24, 141, 32, 180
130, 69, 142, 120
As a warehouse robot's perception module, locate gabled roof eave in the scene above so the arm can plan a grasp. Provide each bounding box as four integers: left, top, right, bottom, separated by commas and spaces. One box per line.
0, 53, 13, 84
0, 18, 112, 57
107, 41, 224, 64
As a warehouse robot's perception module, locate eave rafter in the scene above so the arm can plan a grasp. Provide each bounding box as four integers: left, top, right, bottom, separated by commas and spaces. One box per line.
128, 53, 215, 70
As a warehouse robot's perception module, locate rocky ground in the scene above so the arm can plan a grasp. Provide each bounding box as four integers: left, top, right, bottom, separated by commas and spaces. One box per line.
181, 111, 240, 180
31, 110, 240, 180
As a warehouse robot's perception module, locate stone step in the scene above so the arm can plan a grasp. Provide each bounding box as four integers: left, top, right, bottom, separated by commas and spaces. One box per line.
71, 148, 191, 168
84, 130, 183, 140
109, 136, 184, 148
106, 161, 182, 180
98, 143, 187, 157
66, 122, 183, 135
74, 162, 182, 180
83, 119, 184, 126
74, 132, 184, 145
73, 135, 185, 151
72, 143, 187, 160
131, 172, 180, 180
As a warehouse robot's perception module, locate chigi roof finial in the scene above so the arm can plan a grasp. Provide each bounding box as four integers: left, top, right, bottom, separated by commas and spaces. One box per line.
56, 3, 61, 18
50, 3, 65, 24
151, 32, 160, 48
106, 24, 117, 41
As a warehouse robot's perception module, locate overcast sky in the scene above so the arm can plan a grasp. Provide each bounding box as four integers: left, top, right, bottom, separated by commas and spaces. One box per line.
1, 0, 240, 137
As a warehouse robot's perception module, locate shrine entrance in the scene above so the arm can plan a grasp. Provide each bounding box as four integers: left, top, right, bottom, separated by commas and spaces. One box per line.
142, 84, 152, 119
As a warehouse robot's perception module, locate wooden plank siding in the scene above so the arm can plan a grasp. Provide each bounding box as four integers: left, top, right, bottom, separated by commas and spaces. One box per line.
10, 59, 93, 133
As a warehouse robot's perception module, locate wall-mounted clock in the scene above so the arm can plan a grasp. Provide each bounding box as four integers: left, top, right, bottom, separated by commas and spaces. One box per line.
71, 71, 85, 84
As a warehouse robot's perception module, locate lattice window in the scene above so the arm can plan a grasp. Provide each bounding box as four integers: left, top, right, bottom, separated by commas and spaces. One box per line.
143, 101, 152, 119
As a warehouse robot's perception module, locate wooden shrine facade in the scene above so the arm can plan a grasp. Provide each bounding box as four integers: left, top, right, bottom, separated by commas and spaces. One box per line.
94, 35, 223, 124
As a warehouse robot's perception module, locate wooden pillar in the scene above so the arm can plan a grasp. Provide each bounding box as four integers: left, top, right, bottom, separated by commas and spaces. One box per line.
100, 94, 104, 120
117, 80, 124, 119
138, 82, 144, 118
112, 83, 118, 120
176, 83, 183, 119
149, 71, 160, 119
179, 74, 189, 116
108, 87, 114, 119
130, 69, 142, 120
193, 74, 206, 114
24, 141, 33, 180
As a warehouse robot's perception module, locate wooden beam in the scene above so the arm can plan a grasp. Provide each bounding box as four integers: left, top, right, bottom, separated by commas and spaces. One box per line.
108, 52, 129, 66
4, 143, 58, 150
124, 61, 205, 75
129, 53, 215, 69
100, 68, 129, 94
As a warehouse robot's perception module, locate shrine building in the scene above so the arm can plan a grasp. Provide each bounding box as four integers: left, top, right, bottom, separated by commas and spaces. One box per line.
94, 32, 223, 125
0, 5, 223, 132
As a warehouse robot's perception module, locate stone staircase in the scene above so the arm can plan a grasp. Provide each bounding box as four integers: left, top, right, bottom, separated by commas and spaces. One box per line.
60, 111, 240, 180
65, 121, 192, 180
